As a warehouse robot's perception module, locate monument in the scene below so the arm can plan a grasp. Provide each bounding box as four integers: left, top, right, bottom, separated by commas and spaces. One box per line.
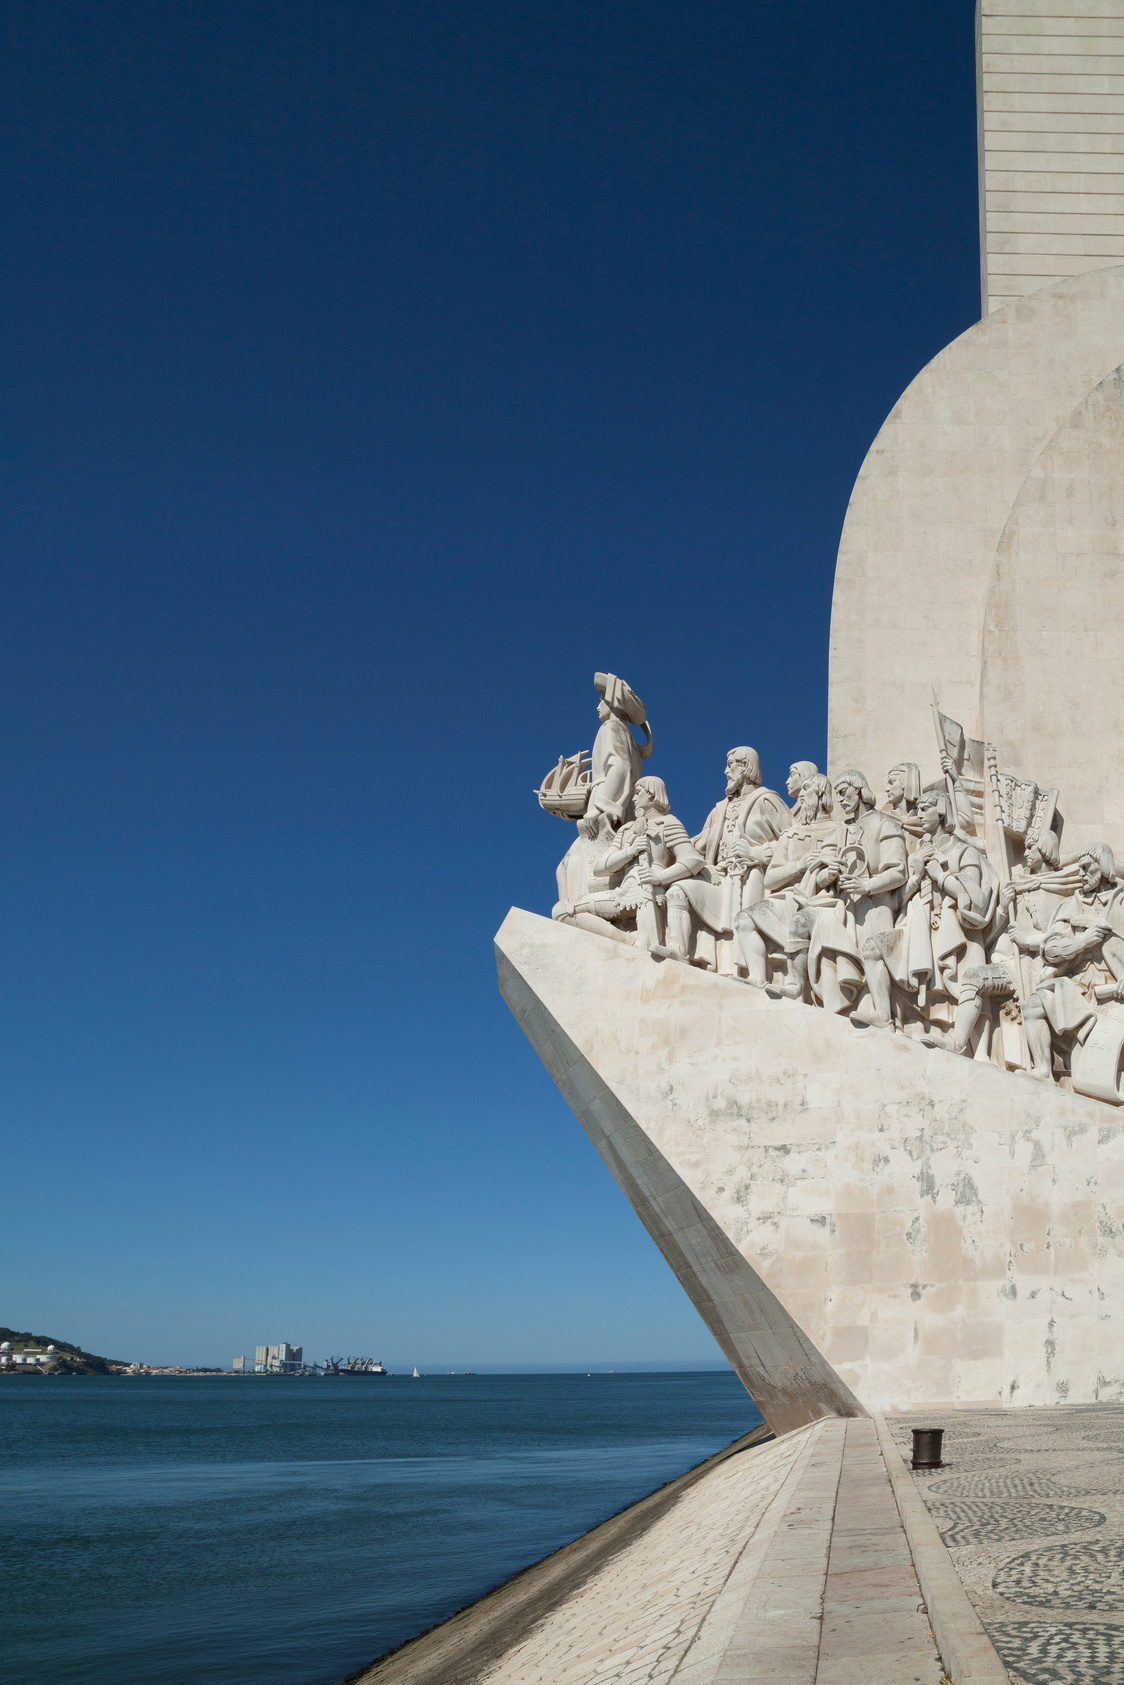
496, 1, 1124, 1437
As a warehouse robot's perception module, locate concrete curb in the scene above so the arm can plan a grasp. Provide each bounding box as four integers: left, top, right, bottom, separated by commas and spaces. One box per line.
873, 1413, 1010, 1684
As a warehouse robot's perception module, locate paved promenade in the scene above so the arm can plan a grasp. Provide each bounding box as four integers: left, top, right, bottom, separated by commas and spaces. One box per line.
362, 1418, 946, 1685
366, 1405, 1124, 1682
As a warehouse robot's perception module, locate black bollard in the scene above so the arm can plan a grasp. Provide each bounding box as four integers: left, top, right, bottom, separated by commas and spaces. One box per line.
912, 1427, 944, 1470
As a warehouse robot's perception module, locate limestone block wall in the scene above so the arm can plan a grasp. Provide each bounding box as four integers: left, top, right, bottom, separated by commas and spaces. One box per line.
979, 0, 1124, 314
498, 910, 1124, 1429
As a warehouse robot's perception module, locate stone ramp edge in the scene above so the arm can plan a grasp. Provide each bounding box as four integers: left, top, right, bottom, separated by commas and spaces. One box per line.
347, 1424, 775, 1685
873, 1413, 1010, 1685
671, 1416, 841, 1684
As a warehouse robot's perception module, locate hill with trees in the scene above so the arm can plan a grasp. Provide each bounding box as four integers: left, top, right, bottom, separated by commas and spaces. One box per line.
0, 1326, 129, 1374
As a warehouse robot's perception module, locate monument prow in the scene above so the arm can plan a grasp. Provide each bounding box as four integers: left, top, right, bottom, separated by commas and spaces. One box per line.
502, 2, 1124, 1437
497, 909, 864, 1434
498, 907, 1124, 1432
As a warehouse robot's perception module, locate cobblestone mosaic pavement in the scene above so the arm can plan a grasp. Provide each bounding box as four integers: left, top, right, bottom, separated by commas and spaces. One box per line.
925, 1500, 1106, 1547
927, 1471, 1096, 1502
988, 1621, 1124, 1684
993, 1540, 1124, 1610
888, 1405, 1124, 1684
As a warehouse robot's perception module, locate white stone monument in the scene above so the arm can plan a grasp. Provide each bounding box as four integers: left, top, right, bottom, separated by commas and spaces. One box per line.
498, 5, 1124, 1436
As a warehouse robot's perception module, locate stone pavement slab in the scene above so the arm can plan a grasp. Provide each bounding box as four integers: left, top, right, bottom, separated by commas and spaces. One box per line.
813, 1420, 941, 1685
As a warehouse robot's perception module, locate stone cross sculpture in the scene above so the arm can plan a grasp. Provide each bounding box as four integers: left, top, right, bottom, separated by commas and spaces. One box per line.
533, 673, 1124, 1110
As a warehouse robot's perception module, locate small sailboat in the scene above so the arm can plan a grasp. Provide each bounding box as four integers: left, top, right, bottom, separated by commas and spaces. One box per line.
412, 1366, 420, 1378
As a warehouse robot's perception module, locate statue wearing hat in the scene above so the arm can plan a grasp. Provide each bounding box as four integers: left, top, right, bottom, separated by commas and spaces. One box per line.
536, 673, 657, 931
581, 672, 654, 835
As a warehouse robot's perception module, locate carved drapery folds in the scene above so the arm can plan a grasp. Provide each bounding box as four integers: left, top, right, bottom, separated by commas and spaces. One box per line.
535, 673, 1124, 1108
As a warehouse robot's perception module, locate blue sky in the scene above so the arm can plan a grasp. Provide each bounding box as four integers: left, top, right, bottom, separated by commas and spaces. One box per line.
1, 1, 980, 1370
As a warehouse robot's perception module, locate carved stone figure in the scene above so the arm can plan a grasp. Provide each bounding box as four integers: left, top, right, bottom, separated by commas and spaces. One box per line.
1022, 845, 1124, 1080
995, 826, 1077, 993
555, 777, 703, 951
804, 770, 908, 1025
733, 771, 834, 995
581, 672, 653, 836
787, 759, 819, 801
883, 759, 974, 856
547, 672, 654, 940
873, 786, 998, 1030
935, 826, 1071, 1059
552, 811, 621, 935
662, 747, 790, 971
534, 677, 1124, 1110
883, 762, 924, 850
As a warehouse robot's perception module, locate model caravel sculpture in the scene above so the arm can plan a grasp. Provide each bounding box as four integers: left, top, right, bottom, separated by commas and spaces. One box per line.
535, 750, 592, 820
536, 670, 1124, 1109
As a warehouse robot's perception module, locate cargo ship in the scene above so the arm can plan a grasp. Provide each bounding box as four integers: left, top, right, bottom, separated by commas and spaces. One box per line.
321, 1356, 388, 1376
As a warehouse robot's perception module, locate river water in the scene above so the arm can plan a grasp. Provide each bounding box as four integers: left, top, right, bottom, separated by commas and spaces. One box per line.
3, 1369, 761, 1685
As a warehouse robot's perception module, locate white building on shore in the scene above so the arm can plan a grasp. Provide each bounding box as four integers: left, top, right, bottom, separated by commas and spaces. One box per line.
0, 1341, 58, 1368
253, 1343, 303, 1373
